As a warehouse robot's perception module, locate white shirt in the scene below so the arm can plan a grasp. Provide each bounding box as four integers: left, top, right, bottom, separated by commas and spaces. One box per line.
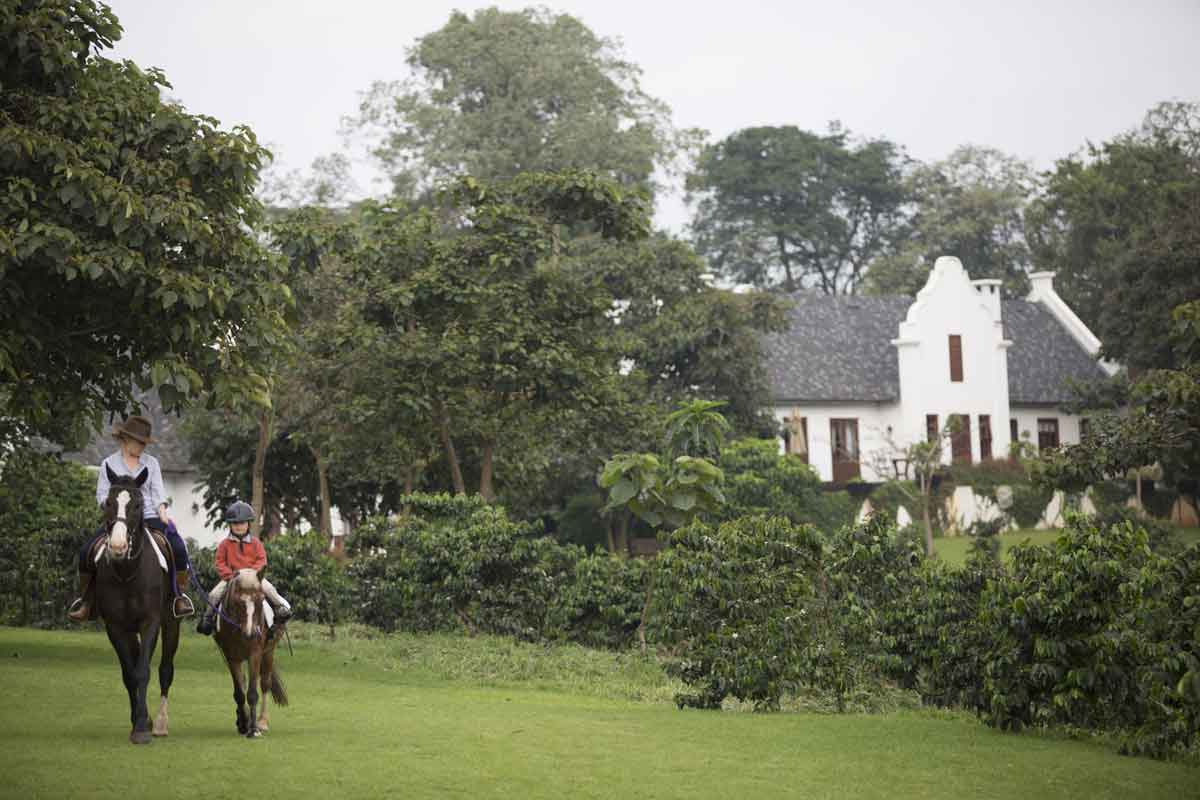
96, 451, 166, 520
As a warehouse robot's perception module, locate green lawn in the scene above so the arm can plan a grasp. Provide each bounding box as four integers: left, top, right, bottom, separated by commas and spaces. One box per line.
0, 626, 1195, 799
934, 527, 1200, 566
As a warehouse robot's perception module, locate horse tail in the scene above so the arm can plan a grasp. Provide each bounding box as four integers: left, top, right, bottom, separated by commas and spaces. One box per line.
269, 665, 289, 707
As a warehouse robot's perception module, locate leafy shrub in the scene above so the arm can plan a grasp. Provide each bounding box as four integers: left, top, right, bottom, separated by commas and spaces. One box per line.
979, 515, 1156, 736
265, 531, 354, 633
0, 449, 97, 626
715, 438, 855, 535
545, 553, 646, 649
647, 514, 824, 710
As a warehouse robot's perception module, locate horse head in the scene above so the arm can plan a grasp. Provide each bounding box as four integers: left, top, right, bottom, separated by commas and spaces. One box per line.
229, 569, 265, 639
103, 465, 148, 560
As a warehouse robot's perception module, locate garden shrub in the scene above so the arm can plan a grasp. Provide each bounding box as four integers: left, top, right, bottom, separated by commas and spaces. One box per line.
0, 449, 97, 626
265, 531, 354, 633
545, 552, 646, 649
979, 515, 1157, 736
715, 438, 856, 535
647, 514, 824, 710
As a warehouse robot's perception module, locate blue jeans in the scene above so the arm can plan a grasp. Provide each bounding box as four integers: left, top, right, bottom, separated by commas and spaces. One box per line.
79, 518, 190, 594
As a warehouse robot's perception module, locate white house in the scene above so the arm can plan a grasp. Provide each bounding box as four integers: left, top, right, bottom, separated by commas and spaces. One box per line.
764, 257, 1114, 483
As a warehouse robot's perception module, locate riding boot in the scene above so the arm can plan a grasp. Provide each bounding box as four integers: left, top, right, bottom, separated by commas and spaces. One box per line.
67, 572, 94, 623
173, 569, 195, 618
196, 604, 217, 636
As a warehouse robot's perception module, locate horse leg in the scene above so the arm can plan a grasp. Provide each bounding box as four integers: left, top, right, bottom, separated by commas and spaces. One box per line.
129, 621, 160, 744
226, 657, 249, 735
105, 627, 141, 732
246, 648, 262, 738
154, 617, 180, 737
257, 648, 272, 732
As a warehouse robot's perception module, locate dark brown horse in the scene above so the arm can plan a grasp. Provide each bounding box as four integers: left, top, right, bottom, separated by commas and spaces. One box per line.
94, 466, 181, 744
213, 569, 288, 737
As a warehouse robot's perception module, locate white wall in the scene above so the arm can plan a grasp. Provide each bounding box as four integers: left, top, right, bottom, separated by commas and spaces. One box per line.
773, 402, 903, 482
1009, 406, 1084, 452
162, 471, 224, 548
891, 257, 1013, 466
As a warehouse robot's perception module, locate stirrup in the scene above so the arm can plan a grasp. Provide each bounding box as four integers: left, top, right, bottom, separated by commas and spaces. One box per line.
173, 596, 196, 619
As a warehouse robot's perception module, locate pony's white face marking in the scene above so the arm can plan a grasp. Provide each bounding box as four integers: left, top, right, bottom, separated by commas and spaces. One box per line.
243, 596, 255, 638
109, 490, 131, 555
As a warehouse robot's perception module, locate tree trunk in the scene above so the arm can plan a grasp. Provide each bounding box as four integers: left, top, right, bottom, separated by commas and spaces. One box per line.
403, 464, 415, 496
615, 513, 630, 556
434, 400, 466, 495
479, 440, 496, 502
313, 447, 333, 544
921, 477, 935, 558
251, 408, 272, 538
605, 520, 616, 553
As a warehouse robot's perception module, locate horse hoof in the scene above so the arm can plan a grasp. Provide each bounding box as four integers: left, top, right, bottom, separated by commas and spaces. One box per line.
130, 730, 152, 745
247, 729, 262, 739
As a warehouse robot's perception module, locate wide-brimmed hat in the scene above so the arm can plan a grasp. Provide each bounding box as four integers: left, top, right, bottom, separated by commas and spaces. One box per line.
111, 414, 155, 444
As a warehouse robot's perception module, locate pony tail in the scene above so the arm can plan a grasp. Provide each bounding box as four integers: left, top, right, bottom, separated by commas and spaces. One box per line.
269, 666, 289, 707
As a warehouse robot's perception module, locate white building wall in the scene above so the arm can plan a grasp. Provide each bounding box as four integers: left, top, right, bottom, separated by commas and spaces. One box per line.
891, 257, 1013, 466
1009, 406, 1084, 452
774, 402, 904, 482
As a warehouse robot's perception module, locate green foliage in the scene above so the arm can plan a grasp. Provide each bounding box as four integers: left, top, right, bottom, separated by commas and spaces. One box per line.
648, 515, 825, 710
979, 520, 1156, 738
714, 437, 855, 534
1026, 101, 1200, 372
664, 400, 731, 459
349, 6, 698, 200
0, 0, 288, 448
864, 145, 1034, 297
687, 124, 909, 295
544, 553, 647, 650
264, 532, 354, 632
0, 448, 96, 626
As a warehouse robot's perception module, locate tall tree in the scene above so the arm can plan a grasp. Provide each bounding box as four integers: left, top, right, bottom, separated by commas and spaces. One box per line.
864, 145, 1035, 297
349, 7, 698, 199
1026, 101, 1200, 373
0, 0, 287, 448
686, 124, 909, 294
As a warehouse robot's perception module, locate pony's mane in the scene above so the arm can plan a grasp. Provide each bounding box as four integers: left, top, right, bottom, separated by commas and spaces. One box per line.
233, 569, 261, 593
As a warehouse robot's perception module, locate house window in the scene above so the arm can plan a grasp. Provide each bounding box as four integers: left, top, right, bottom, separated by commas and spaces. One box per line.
783, 416, 809, 464
948, 335, 964, 382
979, 415, 992, 460
949, 413, 972, 464
1037, 418, 1060, 451
1010, 418, 1018, 443
926, 414, 939, 443
1079, 417, 1091, 441
830, 418, 860, 483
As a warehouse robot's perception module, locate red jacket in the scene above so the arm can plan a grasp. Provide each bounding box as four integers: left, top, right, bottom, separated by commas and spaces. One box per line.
215, 534, 267, 581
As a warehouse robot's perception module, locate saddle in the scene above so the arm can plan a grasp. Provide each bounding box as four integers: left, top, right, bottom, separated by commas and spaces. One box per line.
92, 529, 173, 574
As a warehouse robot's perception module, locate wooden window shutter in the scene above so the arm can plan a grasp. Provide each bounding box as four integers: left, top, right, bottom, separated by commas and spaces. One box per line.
949, 413, 972, 464
1010, 418, 1019, 443
926, 414, 938, 443
979, 415, 992, 460
948, 335, 963, 382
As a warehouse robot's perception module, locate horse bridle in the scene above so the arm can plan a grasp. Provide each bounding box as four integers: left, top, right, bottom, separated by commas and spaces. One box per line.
105, 495, 145, 564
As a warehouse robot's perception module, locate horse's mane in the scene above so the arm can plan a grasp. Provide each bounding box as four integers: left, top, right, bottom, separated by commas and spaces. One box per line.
232, 569, 261, 594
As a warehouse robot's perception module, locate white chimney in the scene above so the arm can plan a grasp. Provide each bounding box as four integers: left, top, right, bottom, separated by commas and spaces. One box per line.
971, 278, 1003, 322
1028, 271, 1055, 301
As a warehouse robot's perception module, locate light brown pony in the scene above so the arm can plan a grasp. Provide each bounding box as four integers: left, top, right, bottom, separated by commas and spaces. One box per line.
212, 569, 288, 737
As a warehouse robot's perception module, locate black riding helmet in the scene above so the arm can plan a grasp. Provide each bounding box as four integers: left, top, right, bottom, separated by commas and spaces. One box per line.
224, 500, 255, 524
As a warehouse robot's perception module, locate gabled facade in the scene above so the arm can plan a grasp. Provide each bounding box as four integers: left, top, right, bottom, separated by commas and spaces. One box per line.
764, 257, 1113, 482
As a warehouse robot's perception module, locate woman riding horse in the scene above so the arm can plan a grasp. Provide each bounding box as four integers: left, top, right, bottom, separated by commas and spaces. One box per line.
68, 414, 195, 622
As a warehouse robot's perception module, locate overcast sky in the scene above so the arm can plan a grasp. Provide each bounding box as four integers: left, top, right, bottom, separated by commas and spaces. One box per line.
106, 0, 1199, 231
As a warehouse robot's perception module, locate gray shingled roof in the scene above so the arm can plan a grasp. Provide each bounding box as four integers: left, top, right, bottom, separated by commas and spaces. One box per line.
59, 389, 194, 474
765, 294, 1108, 405
1002, 300, 1110, 404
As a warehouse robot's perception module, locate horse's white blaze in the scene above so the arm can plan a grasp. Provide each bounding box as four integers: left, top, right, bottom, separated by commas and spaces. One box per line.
109, 491, 130, 553
243, 596, 255, 638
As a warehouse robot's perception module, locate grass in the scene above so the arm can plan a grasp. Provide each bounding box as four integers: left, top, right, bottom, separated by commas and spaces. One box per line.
933, 526, 1200, 566
1, 625, 1196, 799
